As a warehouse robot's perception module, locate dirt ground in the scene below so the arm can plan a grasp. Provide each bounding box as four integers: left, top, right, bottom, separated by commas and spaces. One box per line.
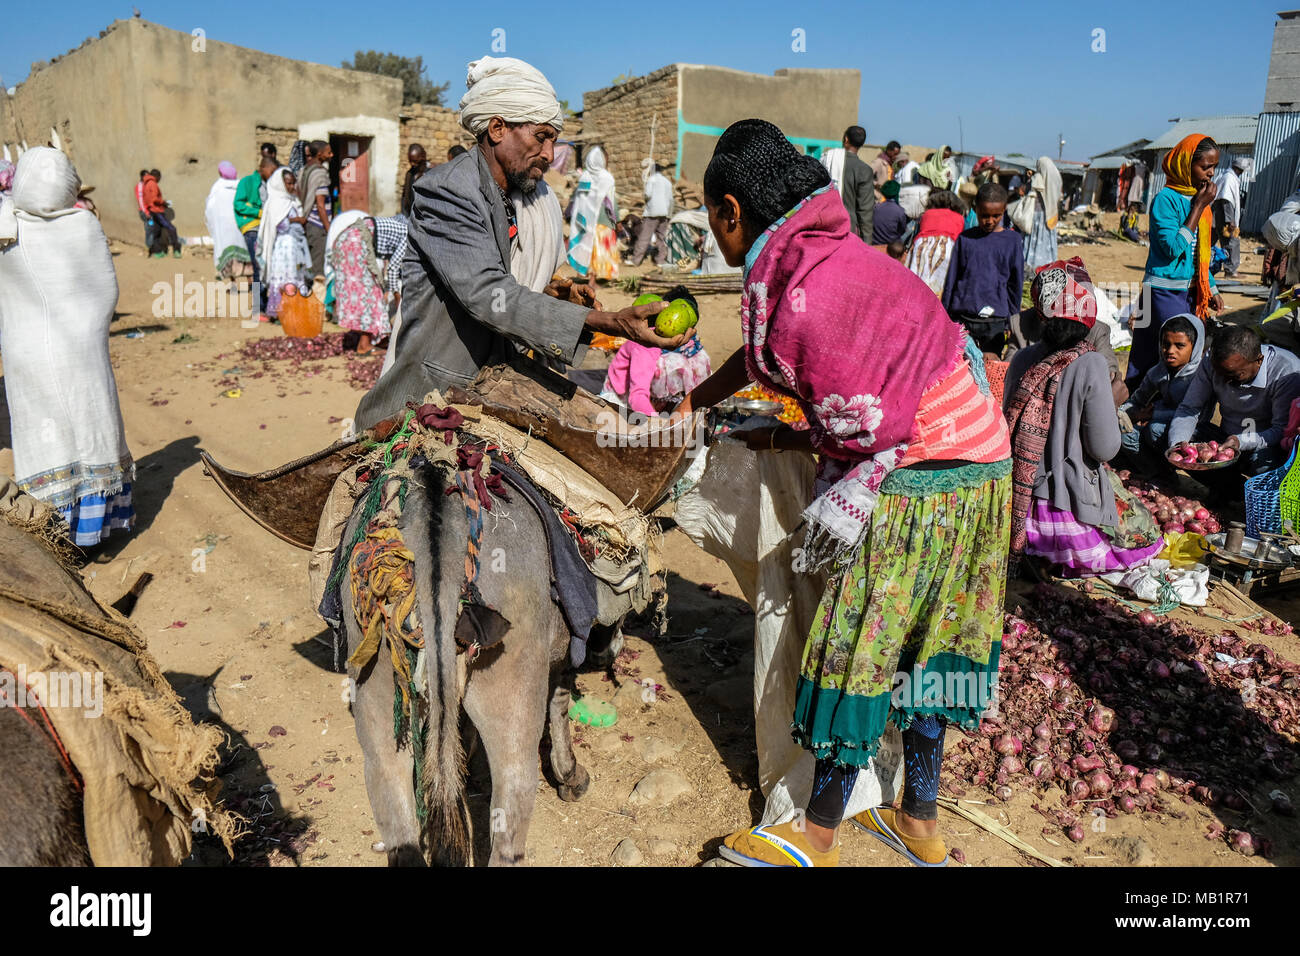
1, 227, 1295, 868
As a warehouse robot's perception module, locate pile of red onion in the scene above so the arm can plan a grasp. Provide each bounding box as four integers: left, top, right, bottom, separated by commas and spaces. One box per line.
234, 334, 383, 391
942, 585, 1298, 856
1117, 469, 1222, 537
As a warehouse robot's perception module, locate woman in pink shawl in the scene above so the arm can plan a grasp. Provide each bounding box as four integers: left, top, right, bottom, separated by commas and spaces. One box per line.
680, 120, 1012, 868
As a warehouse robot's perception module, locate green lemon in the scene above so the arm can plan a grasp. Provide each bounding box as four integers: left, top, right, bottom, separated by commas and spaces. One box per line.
655, 298, 698, 337
632, 292, 663, 306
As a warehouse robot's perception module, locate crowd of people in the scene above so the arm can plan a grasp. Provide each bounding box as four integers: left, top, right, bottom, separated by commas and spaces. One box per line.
5, 48, 1300, 870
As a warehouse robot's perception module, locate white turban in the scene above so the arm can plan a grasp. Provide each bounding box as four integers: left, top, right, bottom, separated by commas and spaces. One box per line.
458, 56, 564, 137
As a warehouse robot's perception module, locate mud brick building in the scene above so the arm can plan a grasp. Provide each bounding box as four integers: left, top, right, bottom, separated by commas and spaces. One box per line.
580, 64, 861, 189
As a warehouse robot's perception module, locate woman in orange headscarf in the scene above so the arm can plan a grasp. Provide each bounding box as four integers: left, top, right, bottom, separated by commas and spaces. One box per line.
1131, 134, 1223, 385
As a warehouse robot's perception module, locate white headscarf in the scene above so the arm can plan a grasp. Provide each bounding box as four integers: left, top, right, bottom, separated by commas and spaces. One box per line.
256, 167, 302, 270
0, 147, 84, 246
324, 209, 368, 283
458, 56, 564, 137
566, 146, 616, 275
1032, 156, 1063, 230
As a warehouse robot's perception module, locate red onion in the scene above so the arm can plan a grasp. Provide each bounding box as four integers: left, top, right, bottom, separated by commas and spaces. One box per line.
1067, 826, 1085, 843
1119, 764, 1140, 780
1116, 794, 1137, 813
1068, 778, 1091, 800
993, 734, 1022, 756
949, 847, 966, 864
1029, 756, 1053, 779
994, 785, 1012, 802
1072, 755, 1104, 773
1087, 770, 1113, 795
1138, 773, 1160, 793
1228, 830, 1256, 856
1086, 704, 1115, 734
999, 755, 1023, 775
1138, 610, 1158, 627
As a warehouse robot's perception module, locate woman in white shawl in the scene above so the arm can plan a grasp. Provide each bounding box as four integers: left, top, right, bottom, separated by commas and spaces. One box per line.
0, 148, 135, 546
566, 145, 620, 279
256, 166, 311, 319
204, 161, 252, 282
1021, 155, 1062, 272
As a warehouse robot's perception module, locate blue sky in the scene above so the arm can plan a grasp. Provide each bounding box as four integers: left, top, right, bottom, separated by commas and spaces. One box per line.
0, 0, 1285, 158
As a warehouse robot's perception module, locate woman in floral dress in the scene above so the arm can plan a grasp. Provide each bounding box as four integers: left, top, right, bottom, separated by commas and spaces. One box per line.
679, 120, 1013, 868
329, 216, 390, 354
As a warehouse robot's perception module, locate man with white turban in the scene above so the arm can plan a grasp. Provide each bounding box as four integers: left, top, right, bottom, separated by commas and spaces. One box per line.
355, 55, 688, 430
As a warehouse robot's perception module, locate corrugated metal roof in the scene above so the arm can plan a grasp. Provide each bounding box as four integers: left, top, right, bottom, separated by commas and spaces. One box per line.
1147, 115, 1259, 150
1088, 138, 1151, 161
1088, 155, 1129, 169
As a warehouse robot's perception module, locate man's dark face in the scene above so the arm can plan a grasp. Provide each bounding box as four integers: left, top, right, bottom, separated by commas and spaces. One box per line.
494, 122, 556, 195
1217, 351, 1263, 384
408, 147, 426, 168
886, 147, 899, 163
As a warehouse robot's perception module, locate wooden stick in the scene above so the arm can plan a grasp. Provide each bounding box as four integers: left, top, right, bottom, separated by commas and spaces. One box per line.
937, 796, 1070, 867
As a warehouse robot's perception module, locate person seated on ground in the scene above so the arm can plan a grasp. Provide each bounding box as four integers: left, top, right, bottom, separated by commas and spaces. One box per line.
1005, 258, 1164, 577
942, 181, 1024, 358
1167, 325, 1300, 493
1120, 205, 1142, 242
871, 180, 907, 246
1006, 259, 1127, 407
1118, 314, 1206, 461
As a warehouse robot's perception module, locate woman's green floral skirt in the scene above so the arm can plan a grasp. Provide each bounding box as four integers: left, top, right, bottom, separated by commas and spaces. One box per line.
793, 462, 1012, 768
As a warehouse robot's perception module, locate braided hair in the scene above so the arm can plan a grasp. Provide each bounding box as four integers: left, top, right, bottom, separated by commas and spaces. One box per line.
703, 119, 831, 237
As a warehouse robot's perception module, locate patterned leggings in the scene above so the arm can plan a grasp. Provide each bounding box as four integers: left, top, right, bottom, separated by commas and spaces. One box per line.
805, 714, 947, 829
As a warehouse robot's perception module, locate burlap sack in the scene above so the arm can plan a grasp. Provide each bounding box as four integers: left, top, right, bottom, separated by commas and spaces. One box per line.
0, 520, 235, 865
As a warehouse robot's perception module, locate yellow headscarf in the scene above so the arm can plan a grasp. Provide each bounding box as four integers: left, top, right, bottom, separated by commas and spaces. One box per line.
1162, 133, 1213, 317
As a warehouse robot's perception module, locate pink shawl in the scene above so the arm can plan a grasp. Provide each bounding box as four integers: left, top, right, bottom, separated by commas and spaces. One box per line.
741, 186, 965, 567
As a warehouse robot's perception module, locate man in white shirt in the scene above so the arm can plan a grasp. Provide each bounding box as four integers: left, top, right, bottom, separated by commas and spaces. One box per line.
894, 153, 918, 185
1213, 157, 1249, 278
629, 161, 674, 266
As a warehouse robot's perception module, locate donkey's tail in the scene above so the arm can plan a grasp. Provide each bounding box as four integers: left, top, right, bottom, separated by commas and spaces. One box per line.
410, 464, 471, 866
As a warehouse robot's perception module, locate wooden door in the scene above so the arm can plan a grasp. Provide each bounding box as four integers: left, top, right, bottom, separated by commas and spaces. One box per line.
336, 136, 372, 212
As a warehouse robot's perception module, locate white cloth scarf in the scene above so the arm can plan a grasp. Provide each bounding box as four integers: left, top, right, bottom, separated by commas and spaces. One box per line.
819, 147, 846, 195
566, 146, 616, 275
0, 146, 83, 246
1032, 155, 1063, 230
324, 209, 367, 283
0, 147, 132, 508
256, 167, 302, 275
458, 56, 564, 136
511, 179, 565, 291
203, 176, 244, 269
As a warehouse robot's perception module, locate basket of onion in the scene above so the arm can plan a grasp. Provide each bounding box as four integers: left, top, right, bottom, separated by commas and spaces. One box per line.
1167, 440, 1237, 471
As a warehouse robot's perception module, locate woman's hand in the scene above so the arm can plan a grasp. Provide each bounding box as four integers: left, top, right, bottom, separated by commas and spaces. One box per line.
1193, 179, 1218, 210
1209, 292, 1224, 313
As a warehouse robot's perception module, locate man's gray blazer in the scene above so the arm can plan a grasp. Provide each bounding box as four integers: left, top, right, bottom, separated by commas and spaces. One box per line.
355, 148, 590, 430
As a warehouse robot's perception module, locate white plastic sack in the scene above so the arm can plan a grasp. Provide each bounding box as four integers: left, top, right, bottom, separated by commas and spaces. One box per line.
1102, 558, 1209, 608
1264, 210, 1300, 252
674, 439, 903, 826
898, 185, 930, 220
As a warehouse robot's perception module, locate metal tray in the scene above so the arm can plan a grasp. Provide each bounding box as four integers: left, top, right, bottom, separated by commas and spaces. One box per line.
1205, 532, 1292, 568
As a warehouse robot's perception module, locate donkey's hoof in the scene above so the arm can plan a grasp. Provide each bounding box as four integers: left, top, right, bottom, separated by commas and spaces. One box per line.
558, 764, 590, 802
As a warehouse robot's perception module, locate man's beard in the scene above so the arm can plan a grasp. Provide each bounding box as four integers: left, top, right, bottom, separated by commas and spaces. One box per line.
505, 167, 539, 195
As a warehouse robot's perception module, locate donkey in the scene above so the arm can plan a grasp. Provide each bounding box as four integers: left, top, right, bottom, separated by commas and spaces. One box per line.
0, 705, 91, 866
339, 458, 609, 866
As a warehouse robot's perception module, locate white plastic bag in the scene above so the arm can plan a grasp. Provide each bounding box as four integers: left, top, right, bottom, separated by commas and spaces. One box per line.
898, 185, 930, 220
1009, 193, 1037, 234
1104, 558, 1209, 607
